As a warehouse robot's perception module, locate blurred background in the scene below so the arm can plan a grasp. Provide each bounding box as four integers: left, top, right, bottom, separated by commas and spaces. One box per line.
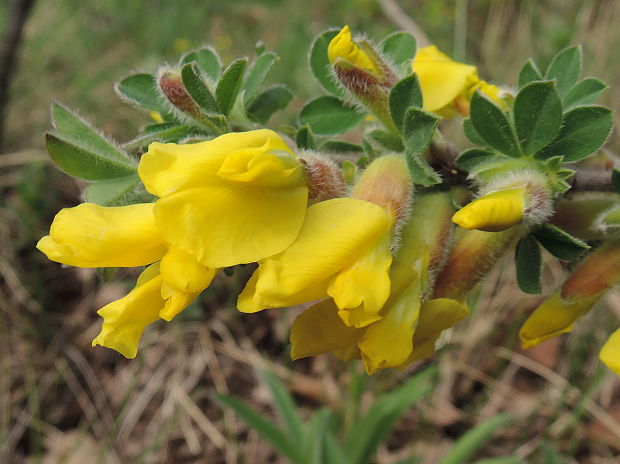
1, 0, 620, 462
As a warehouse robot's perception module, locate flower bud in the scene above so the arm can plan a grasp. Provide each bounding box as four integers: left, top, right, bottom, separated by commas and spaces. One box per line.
328, 26, 398, 133
158, 70, 200, 116
452, 171, 552, 232
433, 227, 522, 301
561, 239, 620, 302
300, 152, 346, 203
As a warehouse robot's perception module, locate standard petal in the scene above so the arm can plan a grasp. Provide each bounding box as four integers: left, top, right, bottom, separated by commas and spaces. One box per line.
290, 299, 362, 360
519, 291, 600, 349
359, 279, 423, 375
139, 129, 291, 197
600, 329, 620, 376
92, 264, 165, 358
237, 198, 392, 313
328, 231, 392, 328
155, 183, 308, 268
160, 247, 217, 293
413, 46, 478, 112
37, 203, 166, 268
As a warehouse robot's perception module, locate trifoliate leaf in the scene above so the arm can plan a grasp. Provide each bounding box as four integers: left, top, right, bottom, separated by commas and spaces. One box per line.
216, 58, 248, 116
298, 96, 365, 135
180, 47, 222, 80
564, 78, 608, 109
389, 74, 423, 132
531, 223, 590, 260
380, 31, 417, 65
309, 29, 345, 97
546, 45, 582, 97
402, 107, 438, 155
244, 51, 278, 105
181, 62, 219, 114
247, 84, 292, 124
515, 235, 542, 294
470, 92, 521, 158
296, 125, 316, 150
518, 59, 543, 87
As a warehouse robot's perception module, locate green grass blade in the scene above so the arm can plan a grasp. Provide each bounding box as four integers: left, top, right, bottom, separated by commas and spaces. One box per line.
261, 371, 305, 442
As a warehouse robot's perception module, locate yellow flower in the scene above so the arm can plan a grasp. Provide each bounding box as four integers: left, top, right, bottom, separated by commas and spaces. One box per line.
138, 129, 308, 268
600, 329, 620, 376
412, 45, 504, 116
37, 203, 167, 267
290, 192, 468, 374
328, 25, 378, 74
452, 188, 524, 232
290, 296, 468, 375
37, 202, 215, 358
237, 197, 393, 328
519, 291, 600, 349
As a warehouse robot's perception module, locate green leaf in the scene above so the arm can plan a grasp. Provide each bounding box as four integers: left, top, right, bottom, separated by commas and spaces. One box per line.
367, 129, 405, 152
181, 63, 219, 114
381, 31, 417, 64
406, 152, 441, 186
45, 132, 136, 180
470, 92, 521, 157
215, 58, 248, 116
612, 169, 620, 195
296, 125, 316, 150
180, 47, 221, 80
215, 393, 302, 463
124, 124, 194, 150
538, 105, 612, 161
246, 84, 293, 124
515, 235, 542, 294
261, 371, 305, 443
403, 107, 438, 154
455, 148, 499, 172
518, 59, 543, 87
84, 175, 141, 206
564, 78, 608, 108
51, 103, 132, 164
531, 223, 590, 260
319, 140, 363, 153
463, 118, 486, 146
546, 45, 582, 97
244, 51, 278, 105
309, 29, 344, 97
344, 366, 436, 464
342, 160, 357, 184
299, 96, 365, 135
302, 409, 347, 464
437, 414, 514, 464
115, 73, 168, 114
389, 74, 423, 132
514, 81, 562, 155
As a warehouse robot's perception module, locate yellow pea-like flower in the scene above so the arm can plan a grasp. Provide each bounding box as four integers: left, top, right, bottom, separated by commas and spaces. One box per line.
328, 25, 378, 74
412, 45, 504, 116
138, 129, 308, 269
37, 203, 167, 268
237, 197, 393, 328
452, 188, 525, 232
37, 202, 216, 357
600, 329, 620, 377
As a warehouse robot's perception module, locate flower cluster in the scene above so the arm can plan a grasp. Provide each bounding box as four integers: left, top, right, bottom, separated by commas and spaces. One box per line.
39, 25, 619, 376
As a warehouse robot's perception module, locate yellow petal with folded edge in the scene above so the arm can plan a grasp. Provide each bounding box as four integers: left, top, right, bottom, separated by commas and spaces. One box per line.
37, 203, 166, 268
160, 247, 216, 293
217, 148, 302, 187
139, 129, 292, 197
329, 231, 392, 328
92, 263, 165, 358
452, 188, 524, 232
519, 291, 600, 349
155, 183, 308, 268
237, 197, 392, 313
397, 298, 469, 368
327, 25, 378, 74
600, 329, 620, 376
290, 299, 362, 360
412, 45, 478, 113
159, 283, 201, 321
359, 277, 423, 375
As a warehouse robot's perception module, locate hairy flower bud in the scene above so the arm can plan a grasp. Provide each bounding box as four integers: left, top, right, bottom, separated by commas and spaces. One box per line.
158, 70, 200, 116
452, 171, 552, 232
300, 152, 346, 203
328, 26, 398, 133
